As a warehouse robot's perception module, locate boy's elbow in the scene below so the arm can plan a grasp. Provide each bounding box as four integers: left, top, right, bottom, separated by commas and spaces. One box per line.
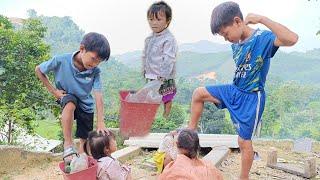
35, 65, 39, 73
35, 65, 43, 76
288, 33, 299, 46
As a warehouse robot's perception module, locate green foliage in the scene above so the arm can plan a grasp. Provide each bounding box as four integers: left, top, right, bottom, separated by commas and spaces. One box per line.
199, 103, 235, 134
105, 120, 119, 128
150, 103, 188, 132
166, 104, 187, 126
151, 116, 178, 132
26, 9, 84, 56
0, 15, 13, 30
262, 81, 320, 140
35, 120, 60, 139
100, 60, 145, 113
0, 16, 53, 144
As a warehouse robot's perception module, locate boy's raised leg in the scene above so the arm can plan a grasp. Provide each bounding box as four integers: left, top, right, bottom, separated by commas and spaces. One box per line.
188, 87, 220, 129
61, 102, 76, 149
238, 137, 254, 180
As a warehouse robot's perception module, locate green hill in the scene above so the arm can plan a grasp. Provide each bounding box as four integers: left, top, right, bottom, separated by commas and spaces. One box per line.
116, 49, 320, 85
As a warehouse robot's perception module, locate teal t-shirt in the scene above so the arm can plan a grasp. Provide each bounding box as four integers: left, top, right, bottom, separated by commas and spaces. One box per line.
39, 51, 102, 113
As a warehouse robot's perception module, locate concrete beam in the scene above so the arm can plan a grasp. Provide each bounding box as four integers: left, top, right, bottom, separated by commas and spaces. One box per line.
124, 133, 239, 148
266, 148, 317, 178
111, 146, 141, 163
202, 146, 230, 167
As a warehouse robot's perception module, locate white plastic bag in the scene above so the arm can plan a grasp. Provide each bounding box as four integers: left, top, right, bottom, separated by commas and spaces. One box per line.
125, 80, 162, 104
70, 153, 88, 173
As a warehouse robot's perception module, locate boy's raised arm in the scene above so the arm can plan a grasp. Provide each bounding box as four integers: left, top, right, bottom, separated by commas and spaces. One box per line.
244, 13, 299, 47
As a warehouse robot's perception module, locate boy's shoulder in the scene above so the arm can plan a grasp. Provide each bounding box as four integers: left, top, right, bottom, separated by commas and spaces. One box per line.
254, 29, 274, 39
232, 29, 274, 48
51, 52, 73, 63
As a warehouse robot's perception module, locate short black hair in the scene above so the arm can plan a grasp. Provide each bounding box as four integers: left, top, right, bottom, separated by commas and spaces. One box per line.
81, 32, 110, 61
83, 131, 115, 160
210, 1, 243, 34
177, 129, 200, 159
147, 1, 172, 23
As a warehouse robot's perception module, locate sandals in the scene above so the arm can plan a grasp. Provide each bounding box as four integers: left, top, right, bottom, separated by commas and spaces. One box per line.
63, 146, 79, 173
254, 151, 261, 161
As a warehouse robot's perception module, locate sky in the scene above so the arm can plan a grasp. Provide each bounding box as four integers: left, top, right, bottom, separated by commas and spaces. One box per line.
0, 0, 319, 55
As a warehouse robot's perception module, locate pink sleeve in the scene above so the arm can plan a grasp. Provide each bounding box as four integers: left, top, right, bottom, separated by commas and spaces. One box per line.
106, 160, 130, 180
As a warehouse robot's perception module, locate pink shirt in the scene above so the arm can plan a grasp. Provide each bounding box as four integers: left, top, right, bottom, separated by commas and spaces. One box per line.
97, 156, 131, 180
159, 154, 223, 180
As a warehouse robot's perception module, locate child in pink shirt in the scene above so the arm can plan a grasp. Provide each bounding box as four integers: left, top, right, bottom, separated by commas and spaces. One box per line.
159, 129, 223, 180
84, 131, 131, 180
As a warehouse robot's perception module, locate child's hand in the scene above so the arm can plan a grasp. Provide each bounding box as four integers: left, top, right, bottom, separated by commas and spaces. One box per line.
53, 89, 66, 100
169, 130, 178, 136
157, 76, 166, 82
244, 13, 264, 25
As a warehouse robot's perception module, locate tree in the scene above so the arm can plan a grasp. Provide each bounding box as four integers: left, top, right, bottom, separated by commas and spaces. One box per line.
151, 104, 187, 133
199, 103, 235, 134
27, 9, 37, 19
167, 104, 187, 126
24, 9, 85, 56
262, 81, 320, 140
0, 15, 53, 144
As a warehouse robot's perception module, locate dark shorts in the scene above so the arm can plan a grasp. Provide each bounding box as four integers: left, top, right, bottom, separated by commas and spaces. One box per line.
57, 94, 94, 139
205, 84, 265, 140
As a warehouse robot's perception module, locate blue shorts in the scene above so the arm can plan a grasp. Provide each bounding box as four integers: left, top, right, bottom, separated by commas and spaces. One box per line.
206, 84, 265, 140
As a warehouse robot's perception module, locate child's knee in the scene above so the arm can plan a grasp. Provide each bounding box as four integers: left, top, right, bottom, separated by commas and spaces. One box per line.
63, 102, 76, 111
192, 87, 206, 100
238, 137, 253, 151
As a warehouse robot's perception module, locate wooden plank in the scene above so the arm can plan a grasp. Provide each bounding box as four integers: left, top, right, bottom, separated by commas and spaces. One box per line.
111, 146, 141, 163
202, 147, 230, 167
124, 133, 239, 148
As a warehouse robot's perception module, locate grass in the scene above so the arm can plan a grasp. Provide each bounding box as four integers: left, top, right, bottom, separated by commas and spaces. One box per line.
35, 120, 61, 140
35, 119, 126, 149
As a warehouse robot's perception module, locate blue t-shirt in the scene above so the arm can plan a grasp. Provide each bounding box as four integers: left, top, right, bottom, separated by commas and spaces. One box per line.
39, 51, 102, 113
231, 29, 279, 92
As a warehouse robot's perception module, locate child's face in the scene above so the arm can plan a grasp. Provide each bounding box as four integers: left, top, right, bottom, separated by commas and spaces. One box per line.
103, 137, 117, 155
218, 20, 243, 44
80, 46, 102, 70
109, 138, 117, 153
148, 11, 170, 33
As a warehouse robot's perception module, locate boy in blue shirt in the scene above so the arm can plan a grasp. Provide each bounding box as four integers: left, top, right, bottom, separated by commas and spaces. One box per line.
35, 32, 110, 169
188, 2, 298, 179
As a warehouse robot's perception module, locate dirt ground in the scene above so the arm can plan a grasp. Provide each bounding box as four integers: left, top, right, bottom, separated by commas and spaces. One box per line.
2, 140, 320, 180
221, 140, 320, 180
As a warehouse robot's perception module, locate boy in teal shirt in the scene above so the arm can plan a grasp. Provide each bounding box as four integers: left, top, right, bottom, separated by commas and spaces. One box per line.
35, 32, 110, 170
